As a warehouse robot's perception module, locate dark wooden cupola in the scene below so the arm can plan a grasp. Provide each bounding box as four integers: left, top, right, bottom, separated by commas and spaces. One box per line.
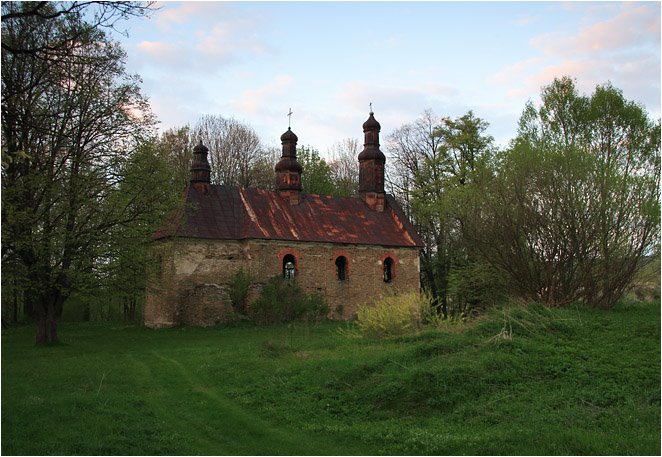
358, 110, 386, 211
190, 140, 211, 194
275, 127, 303, 205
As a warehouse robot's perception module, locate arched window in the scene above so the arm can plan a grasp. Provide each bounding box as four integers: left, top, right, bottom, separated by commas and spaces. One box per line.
383, 257, 394, 283
283, 254, 296, 279
335, 256, 347, 281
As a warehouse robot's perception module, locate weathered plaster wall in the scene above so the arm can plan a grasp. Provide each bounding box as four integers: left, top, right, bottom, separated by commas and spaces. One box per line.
144, 238, 420, 327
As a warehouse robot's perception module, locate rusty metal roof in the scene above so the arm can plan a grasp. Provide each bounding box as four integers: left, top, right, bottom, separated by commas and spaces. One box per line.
154, 185, 424, 248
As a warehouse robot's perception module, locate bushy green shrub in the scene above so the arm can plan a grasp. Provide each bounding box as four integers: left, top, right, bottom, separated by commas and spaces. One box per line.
248, 276, 329, 325
447, 262, 508, 317
356, 292, 424, 338
228, 268, 252, 314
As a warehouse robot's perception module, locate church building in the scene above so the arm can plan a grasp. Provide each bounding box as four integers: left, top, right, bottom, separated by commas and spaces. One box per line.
144, 111, 424, 327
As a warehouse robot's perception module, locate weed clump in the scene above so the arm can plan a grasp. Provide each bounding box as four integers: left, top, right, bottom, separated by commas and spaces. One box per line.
356, 292, 424, 338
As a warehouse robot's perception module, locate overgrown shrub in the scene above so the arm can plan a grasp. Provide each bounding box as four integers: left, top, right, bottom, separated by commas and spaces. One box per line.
419, 292, 471, 331
446, 261, 508, 317
356, 292, 424, 338
228, 268, 252, 314
248, 276, 329, 325
627, 255, 661, 302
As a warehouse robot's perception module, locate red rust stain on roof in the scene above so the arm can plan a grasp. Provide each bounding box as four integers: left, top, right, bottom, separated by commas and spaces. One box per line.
155, 185, 423, 248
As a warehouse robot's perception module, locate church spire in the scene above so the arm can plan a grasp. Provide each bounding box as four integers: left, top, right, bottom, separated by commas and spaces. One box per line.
358, 109, 386, 211
275, 121, 303, 204
190, 140, 211, 194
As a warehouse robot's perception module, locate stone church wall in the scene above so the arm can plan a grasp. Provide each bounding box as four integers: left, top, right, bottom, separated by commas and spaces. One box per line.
144, 238, 420, 328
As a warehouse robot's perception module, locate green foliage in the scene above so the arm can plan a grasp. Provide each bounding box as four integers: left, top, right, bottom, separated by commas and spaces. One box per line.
465, 77, 660, 308
297, 146, 336, 195
395, 110, 495, 316
248, 276, 329, 325
95, 143, 182, 324
447, 261, 508, 317
227, 268, 252, 314
356, 292, 424, 338
1, 2, 157, 341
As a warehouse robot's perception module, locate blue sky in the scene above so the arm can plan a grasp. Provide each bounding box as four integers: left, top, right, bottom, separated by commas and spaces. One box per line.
115, 1, 661, 155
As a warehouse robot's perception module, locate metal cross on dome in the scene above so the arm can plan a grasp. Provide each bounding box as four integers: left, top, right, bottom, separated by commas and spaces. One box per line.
287, 108, 293, 128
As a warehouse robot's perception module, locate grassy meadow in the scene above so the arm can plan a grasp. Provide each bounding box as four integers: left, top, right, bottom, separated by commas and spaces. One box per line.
2, 299, 660, 455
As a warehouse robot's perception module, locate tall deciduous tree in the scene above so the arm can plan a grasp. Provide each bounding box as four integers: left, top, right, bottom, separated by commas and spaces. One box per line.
464, 77, 660, 308
101, 143, 182, 322
297, 146, 335, 195
191, 115, 275, 189
157, 126, 193, 189
327, 138, 360, 196
385, 109, 442, 218
1, 1, 156, 342
412, 112, 495, 316
386, 110, 496, 317
1, 1, 152, 57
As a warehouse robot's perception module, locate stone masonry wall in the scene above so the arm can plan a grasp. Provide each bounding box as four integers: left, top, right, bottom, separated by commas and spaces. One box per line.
144, 238, 420, 327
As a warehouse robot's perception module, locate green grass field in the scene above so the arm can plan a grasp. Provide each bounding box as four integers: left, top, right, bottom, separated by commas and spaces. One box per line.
2, 299, 660, 455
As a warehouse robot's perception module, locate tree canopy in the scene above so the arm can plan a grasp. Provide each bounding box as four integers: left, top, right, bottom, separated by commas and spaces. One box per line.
460, 78, 660, 309
1, 1, 162, 342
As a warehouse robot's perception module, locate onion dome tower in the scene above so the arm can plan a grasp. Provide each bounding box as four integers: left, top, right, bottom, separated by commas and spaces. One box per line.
190, 140, 211, 194
275, 127, 303, 204
358, 110, 386, 211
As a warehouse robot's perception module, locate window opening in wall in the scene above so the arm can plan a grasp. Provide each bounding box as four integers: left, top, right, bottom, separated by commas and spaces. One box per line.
335, 256, 347, 281
383, 257, 394, 283
283, 254, 296, 279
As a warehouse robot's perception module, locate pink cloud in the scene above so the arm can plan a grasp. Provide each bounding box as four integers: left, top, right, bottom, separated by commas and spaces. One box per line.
492, 2, 660, 114
136, 40, 191, 69
137, 40, 177, 58
512, 14, 541, 27
195, 21, 274, 62
229, 75, 294, 115
533, 3, 659, 56
491, 58, 543, 85
141, 3, 274, 68
154, 2, 231, 28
